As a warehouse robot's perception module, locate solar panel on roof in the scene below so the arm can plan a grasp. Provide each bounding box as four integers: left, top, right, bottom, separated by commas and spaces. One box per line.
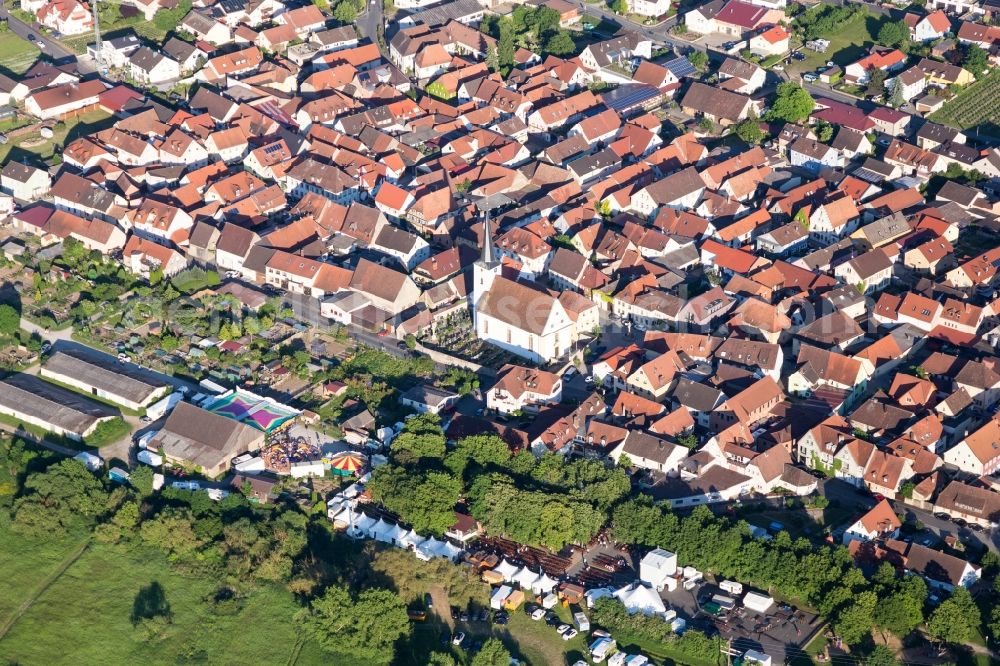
602, 84, 660, 112
664, 56, 696, 78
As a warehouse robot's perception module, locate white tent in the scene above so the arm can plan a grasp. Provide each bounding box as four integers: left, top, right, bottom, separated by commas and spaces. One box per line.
351, 513, 377, 538
416, 537, 443, 561
531, 572, 560, 595
384, 522, 407, 545
493, 559, 520, 582
374, 518, 400, 543
432, 540, 463, 561
513, 566, 540, 590
614, 583, 667, 617
329, 505, 352, 526
398, 529, 425, 549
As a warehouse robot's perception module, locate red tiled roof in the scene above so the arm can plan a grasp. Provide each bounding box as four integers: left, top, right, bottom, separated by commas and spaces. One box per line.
716, 0, 770, 28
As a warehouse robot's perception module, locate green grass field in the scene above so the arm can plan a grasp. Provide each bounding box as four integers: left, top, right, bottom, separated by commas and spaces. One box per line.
0, 527, 600, 666
0, 533, 313, 666
0, 33, 41, 74
787, 13, 888, 78
0, 529, 83, 622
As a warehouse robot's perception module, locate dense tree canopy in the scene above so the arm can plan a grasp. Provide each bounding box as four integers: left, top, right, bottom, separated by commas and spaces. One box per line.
610, 499, 888, 646
877, 19, 910, 48
961, 44, 988, 77
299, 585, 410, 663
471, 639, 512, 666
368, 466, 462, 536
13, 459, 111, 534
390, 413, 447, 466
766, 83, 815, 123
927, 587, 980, 645
735, 117, 764, 145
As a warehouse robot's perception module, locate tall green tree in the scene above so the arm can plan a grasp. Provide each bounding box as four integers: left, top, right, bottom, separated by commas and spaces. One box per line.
877, 19, 910, 48
927, 587, 980, 645
874, 588, 924, 638
498, 18, 515, 73
390, 413, 446, 465
332, 0, 357, 23
734, 116, 764, 145
299, 585, 410, 664
471, 639, 512, 666
12, 459, 109, 534
766, 83, 814, 123
688, 50, 708, 72
486, 45, 500, 73
368, 466, 462, 535
961, 44, 988, 77
866, 68, 888, 97
546, 30, 575, 56
865, 645, 899, 666
888, 78, 904, 108
834, 591, 877, 645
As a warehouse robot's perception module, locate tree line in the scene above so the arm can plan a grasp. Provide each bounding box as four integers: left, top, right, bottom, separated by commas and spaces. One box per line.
611, 498, 992, 653
368, 414, 631, 550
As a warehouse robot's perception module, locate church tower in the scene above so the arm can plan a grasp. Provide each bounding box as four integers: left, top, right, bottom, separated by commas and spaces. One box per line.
472, 210, 501, 328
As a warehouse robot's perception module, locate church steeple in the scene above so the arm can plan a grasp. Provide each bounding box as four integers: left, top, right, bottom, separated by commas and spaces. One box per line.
472, 207, 501, 327
480, 208, 495, 265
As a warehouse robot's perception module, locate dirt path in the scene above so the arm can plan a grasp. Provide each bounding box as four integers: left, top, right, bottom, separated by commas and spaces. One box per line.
0, 538, 91, 641
428, 585, 454, 630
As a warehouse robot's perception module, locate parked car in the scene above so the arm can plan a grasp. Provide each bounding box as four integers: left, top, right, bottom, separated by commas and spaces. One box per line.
557, 624, 572, 635
452, 631, 466, 646
562, 628, 578, 641
531, 608, 546, 621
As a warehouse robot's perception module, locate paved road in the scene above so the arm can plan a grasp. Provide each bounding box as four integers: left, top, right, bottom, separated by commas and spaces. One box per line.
19, 317, 74, 343
569, 1, 716, 57
0, 6, 75, 61
803, 82, 867, 107
359, 0, 384, 53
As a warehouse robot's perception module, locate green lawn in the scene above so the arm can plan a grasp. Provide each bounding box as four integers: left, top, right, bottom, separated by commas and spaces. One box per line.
787, 632, 828, 666
0, 109, 116, 166
0, 535, 313, 665
787, 13, 889, 78
0, 33, 41, 74
0, 528, 82, 622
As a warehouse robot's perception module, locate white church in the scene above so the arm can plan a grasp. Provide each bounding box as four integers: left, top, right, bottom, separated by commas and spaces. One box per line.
472, 215, 583, 364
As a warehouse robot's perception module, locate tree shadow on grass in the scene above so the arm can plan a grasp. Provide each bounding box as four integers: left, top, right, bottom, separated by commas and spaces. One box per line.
131, 581, 172, 626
